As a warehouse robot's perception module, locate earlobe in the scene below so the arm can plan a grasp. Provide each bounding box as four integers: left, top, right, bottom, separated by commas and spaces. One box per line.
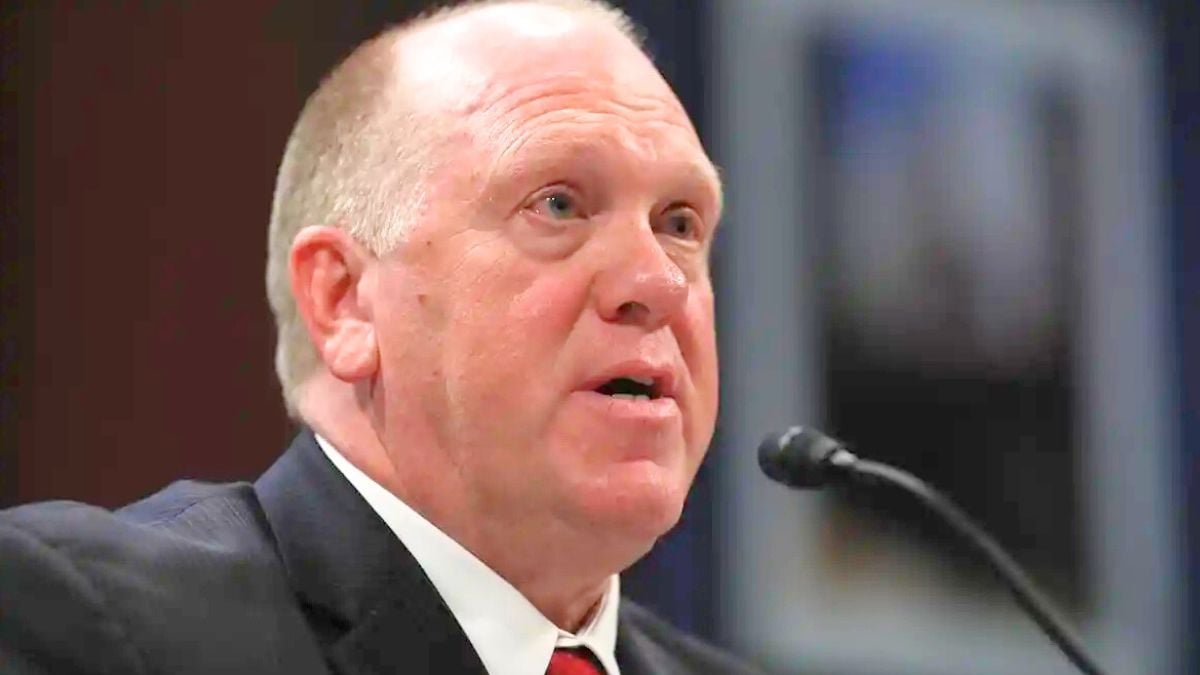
324, 321, 378, 381
289, 226, 380, 383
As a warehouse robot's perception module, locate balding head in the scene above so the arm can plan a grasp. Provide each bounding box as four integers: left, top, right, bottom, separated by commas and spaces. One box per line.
267, 0, 643, 415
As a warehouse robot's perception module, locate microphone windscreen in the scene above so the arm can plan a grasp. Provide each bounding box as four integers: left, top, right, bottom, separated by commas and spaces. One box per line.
758, 426, 846, 489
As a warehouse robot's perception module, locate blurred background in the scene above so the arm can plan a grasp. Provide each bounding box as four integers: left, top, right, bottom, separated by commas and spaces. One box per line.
0, 1, 1194, 674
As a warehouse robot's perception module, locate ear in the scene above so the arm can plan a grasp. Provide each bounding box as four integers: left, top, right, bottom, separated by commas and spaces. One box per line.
289, 226, 379, 382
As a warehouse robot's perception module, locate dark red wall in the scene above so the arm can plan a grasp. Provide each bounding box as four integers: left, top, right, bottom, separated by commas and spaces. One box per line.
0, 2, 347, 507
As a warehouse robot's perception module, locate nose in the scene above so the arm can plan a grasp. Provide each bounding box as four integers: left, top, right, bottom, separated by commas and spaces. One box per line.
592, 224, 689, 330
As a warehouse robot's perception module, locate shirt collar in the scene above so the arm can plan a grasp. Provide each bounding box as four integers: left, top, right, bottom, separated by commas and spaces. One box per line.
316, 434, 621, 675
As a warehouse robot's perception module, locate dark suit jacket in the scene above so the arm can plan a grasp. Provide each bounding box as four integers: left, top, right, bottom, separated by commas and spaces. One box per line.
0, 432, 765, 674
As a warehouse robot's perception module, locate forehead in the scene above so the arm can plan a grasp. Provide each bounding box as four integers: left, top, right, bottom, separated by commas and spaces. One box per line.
476, 75, 712, 180
395, 6, 722, 195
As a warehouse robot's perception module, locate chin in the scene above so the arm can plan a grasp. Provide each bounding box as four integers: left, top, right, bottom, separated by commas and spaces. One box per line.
572, 459, 691, 543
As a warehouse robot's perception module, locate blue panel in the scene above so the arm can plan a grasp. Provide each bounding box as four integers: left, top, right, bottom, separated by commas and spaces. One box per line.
1164, 0, 1200, 672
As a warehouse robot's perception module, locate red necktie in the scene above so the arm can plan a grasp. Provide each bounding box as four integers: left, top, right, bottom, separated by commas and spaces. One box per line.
546, 647, 605, 675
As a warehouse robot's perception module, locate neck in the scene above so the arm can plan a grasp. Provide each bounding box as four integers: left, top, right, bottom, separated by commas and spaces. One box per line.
457, 521, 621, 630
298, 377, 631, 631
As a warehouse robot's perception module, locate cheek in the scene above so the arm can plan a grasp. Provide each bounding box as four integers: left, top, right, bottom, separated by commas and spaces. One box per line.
685, 284, 718, 367
509, 265, 591, 328
683, 287, 719, 436
445, 260, 590, 416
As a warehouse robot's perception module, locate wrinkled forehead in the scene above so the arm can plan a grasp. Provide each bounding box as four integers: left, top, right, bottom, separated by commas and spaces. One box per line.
381, 5, 722, 210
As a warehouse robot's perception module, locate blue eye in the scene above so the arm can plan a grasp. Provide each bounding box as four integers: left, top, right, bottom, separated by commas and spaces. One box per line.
542, 191, 579, 220
659, 207, 702, 240
525, 186, 588, 227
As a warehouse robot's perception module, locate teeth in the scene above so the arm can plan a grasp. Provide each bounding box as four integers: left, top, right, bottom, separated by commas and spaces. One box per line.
629, 376, 655, 386
612, 394, 651, 402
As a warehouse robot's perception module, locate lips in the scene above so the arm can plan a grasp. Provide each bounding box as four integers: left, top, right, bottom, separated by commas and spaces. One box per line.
595, 375, 660, 400
581, 362, 679, 403
569, 360, 685, 452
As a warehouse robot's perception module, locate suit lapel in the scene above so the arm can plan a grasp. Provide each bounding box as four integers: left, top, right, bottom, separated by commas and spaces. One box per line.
255, 431, 488, 675
615, 616, 656, 675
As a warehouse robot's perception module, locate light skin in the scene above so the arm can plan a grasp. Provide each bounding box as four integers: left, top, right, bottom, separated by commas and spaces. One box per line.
289, 3, 723, 631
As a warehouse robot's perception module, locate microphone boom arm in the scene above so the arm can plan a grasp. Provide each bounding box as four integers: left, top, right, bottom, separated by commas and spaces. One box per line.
831, 453, 1108, 675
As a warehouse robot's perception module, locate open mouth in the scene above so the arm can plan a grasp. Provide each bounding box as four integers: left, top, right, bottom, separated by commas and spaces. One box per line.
594, 376, 661, 401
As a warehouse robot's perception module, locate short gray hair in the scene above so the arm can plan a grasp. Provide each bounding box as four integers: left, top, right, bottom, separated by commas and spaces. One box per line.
265, 0, 641, 417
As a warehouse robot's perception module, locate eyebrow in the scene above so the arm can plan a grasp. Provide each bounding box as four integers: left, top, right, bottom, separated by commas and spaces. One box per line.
490, 133, 725, 219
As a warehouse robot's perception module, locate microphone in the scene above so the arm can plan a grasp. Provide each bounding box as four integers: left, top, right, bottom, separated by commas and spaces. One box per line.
757, 425, 857, 487
759, 426, 1109, 675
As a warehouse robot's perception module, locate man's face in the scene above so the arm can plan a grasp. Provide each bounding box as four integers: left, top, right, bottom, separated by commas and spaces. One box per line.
372, 11, 722, 545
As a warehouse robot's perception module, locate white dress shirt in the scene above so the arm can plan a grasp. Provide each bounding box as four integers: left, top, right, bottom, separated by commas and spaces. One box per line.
316, 435, 621, 675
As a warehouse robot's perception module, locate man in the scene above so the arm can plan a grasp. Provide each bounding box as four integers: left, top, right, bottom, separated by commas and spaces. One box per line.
0, 1, 761, 673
